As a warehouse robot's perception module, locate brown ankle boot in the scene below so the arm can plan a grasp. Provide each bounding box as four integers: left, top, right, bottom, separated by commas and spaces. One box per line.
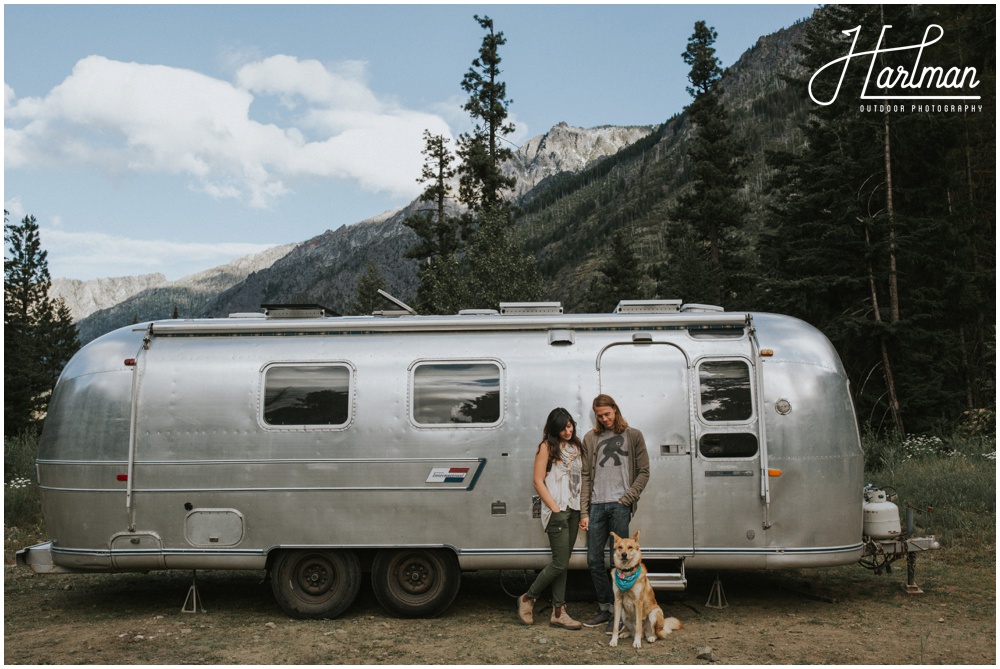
549, 605, 582, 630
517, 594, 536, 625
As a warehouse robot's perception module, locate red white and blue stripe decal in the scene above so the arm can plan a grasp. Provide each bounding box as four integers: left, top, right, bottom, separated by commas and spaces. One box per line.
426, 467, 470, 483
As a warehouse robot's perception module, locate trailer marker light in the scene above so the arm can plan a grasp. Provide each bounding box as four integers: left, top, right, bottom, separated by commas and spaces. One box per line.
117, 474, 128, 481
767, 469, 782, 477
760, 349, 774, 357
124, 358, 137, 366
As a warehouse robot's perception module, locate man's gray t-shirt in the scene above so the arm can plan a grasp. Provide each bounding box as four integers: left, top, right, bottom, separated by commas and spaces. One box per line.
591, 429, 631, 504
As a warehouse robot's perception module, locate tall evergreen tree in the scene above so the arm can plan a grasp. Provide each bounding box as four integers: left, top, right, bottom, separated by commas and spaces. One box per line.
453, 14, 540, 309
665, 21, 747, 307
405, 130, 461, 261
404, 131, 464, 313
4, 212, 80, 434
457, 15, 517, 215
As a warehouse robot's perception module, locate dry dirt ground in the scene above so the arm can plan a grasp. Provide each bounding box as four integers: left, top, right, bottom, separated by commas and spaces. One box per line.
4, 555, 995, 665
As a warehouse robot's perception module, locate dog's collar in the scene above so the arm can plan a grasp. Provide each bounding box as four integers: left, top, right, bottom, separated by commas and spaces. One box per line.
614, 567, 641, 592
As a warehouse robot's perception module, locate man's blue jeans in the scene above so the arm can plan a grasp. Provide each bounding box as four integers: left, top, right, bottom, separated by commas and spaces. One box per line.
587, 502, 631, 610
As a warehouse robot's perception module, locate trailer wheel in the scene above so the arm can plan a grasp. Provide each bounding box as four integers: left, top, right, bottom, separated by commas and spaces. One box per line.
371, 548, 460, 618
270, 549, 361, 619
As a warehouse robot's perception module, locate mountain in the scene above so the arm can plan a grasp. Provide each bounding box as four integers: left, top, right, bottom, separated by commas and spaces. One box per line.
507, 122, 655, 197
73, 243, 295, 343
194, 122, 657, 319
52, 273, 168, 322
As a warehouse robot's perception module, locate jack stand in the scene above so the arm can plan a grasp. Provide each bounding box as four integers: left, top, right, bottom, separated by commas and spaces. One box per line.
705, 574, 728, 609
182, 570, 207, 613
903, 551, 924, 594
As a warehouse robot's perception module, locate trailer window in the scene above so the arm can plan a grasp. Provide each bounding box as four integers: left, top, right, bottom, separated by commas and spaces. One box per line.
263, 365, 351, 427
412, 362, 502, 425
699, 360, 753, 422
699, 433, 758, 458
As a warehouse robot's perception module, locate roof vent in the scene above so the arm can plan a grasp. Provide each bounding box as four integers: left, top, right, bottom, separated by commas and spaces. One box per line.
548, 329, 575, 346
499, 302, 563, 316
614, 300, 682, 314
375, 289, 417, 316
261, 304, 339, 319
680, 303, 725, 313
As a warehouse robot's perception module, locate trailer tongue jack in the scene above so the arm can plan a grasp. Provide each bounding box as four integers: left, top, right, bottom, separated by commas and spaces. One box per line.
860, 487, 940, 593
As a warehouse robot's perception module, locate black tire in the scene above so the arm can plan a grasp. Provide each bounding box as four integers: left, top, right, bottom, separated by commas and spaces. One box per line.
371, 548, 461, 618
270, 549, 361, 619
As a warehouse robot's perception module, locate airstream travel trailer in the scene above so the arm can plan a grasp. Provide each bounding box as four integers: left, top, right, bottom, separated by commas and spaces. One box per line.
17, 297, 931, 618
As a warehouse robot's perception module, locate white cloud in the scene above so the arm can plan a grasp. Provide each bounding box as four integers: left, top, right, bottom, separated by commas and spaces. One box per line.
236, 55, 380, 114
4, 196, 26, 221
5, 54, 455, 208
41, 227, 279, 281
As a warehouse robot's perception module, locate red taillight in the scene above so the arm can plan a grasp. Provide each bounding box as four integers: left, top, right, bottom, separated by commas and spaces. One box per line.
124, 358, 136, 367
117, 474, 128, 481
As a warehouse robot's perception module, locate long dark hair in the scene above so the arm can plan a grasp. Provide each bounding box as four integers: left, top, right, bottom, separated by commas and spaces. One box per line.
541, 407, 583, 465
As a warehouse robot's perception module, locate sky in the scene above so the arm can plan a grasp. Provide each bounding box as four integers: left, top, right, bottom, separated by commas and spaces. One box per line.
4, 3, 816, 281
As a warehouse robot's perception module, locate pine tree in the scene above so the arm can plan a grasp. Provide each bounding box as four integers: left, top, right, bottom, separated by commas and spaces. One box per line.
403, 130, 464, 313
665, 21, 747, 307
457, 15, 517, 214
405, 131, 461, 261
450, 14, 541, 310
4, 212, 80, 434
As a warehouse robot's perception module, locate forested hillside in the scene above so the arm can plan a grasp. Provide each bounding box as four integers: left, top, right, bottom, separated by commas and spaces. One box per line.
515, 5, 994, 435
518, 18, 810, 307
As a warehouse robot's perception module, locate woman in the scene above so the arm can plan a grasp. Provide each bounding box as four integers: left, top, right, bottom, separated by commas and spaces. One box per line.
517, 407, 584, 630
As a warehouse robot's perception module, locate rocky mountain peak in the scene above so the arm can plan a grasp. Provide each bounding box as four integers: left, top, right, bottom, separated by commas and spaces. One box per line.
52, 273, 169, 322
508, 123, 656, 196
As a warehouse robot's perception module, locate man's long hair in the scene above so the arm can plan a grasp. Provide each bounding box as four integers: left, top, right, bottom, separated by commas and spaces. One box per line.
593, 394, 629, 434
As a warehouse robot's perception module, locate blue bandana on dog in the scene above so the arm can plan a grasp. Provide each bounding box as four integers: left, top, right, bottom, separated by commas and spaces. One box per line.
614, 568, 641, 592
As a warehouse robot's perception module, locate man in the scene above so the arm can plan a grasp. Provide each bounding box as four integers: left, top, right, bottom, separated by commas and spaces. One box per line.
579, 393, 650, 633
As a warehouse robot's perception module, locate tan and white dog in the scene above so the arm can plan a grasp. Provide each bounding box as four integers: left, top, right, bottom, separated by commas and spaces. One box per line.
609, 530, 682, 648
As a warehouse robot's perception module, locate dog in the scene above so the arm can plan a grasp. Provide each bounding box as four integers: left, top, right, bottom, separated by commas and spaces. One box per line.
609, 530, 682, 648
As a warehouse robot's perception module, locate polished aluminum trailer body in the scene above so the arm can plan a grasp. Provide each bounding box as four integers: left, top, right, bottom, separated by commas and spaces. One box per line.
23, 301, 864, 614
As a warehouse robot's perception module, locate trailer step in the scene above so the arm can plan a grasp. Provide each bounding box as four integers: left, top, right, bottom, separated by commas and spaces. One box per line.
644, 558, 687, 591
646, 572, 688, 590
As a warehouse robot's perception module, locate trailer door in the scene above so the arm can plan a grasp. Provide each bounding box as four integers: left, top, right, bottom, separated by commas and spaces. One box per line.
690, 357, 764, 556
598, 343, 693, 553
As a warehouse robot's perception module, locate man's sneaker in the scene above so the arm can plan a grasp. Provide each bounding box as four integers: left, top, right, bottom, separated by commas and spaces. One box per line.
605, 617, 626, 635
583, 610, 611, 627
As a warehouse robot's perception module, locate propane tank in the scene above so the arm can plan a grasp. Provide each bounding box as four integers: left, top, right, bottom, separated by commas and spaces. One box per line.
863, 486, 902, 539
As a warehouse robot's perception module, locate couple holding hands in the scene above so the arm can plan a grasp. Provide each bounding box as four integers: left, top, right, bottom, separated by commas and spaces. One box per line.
517, 394, 649, 632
